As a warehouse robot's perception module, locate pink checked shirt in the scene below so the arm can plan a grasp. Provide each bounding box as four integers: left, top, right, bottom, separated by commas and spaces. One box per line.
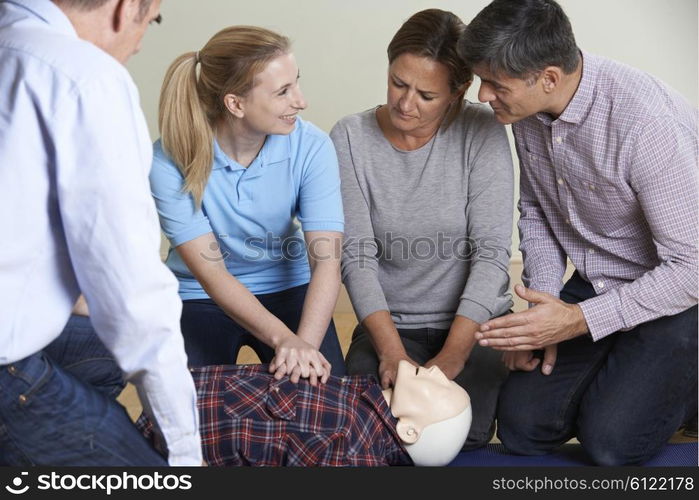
514, 52, 698, 340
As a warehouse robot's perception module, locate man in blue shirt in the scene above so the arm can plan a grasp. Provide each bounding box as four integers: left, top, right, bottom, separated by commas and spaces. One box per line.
0, 0, 202, 465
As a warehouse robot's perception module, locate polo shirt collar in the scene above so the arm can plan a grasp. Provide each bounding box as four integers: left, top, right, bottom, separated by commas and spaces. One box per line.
212, 138, 233, 170
6, 0, 77, 37
259, 131, 291, 165
212, 129, 292, 171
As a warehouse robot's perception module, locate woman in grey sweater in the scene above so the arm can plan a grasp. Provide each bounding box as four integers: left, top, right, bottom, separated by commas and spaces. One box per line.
330, 9, 514, 449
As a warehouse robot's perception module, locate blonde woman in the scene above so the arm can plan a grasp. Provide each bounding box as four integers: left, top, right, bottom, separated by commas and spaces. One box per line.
151, 26, 345, 383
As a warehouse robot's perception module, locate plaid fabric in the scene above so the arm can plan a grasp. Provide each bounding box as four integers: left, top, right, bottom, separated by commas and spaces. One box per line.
514, 52, 698, 340
137, 364, 411, 466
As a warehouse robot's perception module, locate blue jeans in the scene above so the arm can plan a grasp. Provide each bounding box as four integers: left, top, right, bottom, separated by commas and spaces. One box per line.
346, 324, 509, 450
0, 315, 167, 466
497, 272, 698, 465
181, 284, 346, 376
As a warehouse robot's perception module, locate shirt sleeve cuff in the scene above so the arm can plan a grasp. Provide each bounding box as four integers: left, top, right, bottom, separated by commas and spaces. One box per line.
299, 220, 344, 232
168, 221, 212, 247
166, 433, 204, 466
344, 281, 389, 323
525, 280, 562, 299
578, 290, 626, 341
456, 299, 492, 325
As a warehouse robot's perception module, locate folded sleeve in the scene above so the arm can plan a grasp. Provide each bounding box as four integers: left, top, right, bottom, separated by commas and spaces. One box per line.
297, 133, 345, 233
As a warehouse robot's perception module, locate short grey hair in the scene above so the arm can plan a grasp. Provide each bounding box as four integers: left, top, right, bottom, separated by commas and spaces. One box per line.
458, 0, 580, 79
53, 0, 154, 21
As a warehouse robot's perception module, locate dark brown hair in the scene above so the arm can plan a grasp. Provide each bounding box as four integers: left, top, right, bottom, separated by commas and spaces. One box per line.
387, 9, 472, 126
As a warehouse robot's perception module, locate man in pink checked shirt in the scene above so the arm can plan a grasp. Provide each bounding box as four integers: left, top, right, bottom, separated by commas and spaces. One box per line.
458, 0, 697, 465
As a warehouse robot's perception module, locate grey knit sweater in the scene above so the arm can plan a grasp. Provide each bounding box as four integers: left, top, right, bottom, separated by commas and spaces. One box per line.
330, 103, 514, 329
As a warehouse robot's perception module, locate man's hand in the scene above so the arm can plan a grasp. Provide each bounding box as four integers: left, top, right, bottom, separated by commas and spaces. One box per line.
476, 285, 588, 350
269, 335, 331, 385
502, 345, 558, 375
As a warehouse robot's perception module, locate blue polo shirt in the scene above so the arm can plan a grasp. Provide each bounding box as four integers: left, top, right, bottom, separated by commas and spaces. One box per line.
150, 118, 344, 299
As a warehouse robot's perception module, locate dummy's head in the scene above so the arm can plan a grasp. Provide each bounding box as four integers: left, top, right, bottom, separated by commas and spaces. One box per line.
386, 360, 472, 466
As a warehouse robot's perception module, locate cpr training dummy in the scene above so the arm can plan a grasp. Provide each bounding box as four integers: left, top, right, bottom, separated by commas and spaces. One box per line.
137, 360, 471, 466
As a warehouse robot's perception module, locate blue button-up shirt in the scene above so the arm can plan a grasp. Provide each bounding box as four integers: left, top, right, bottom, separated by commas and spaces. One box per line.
0, 0, 201, 464
150, 117, 344, 298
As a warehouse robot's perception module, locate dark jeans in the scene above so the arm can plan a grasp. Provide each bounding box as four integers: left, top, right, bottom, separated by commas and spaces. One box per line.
0, 315, 167, 466
345, 323, 508, 450
497, 272, 698, 466
181, 283, 346, 376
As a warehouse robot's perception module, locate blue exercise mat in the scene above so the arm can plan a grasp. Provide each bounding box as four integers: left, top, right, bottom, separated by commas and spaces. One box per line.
449, 443, 698, 466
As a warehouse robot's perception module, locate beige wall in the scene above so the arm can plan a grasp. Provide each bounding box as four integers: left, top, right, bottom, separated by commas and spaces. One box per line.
136, 0, 698, 275
129, 1, 699, 136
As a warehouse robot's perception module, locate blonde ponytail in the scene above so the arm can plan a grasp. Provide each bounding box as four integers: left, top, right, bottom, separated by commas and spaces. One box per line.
158, 52, 213, 207
157, 26, 290, 208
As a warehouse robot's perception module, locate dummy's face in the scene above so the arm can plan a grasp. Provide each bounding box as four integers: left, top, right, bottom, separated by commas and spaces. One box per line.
115, 0, 162, 64
389, 361, 470, 444
235, 52, 307, 136
473, 64, 548, 125
385, 53, 458, 135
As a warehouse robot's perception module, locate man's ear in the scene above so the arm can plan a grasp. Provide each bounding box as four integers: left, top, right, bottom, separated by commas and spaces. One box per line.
541, 66, 562, 94
223, 94, 245, 119
396, 419, 422, 444
112, 0, 138, 32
